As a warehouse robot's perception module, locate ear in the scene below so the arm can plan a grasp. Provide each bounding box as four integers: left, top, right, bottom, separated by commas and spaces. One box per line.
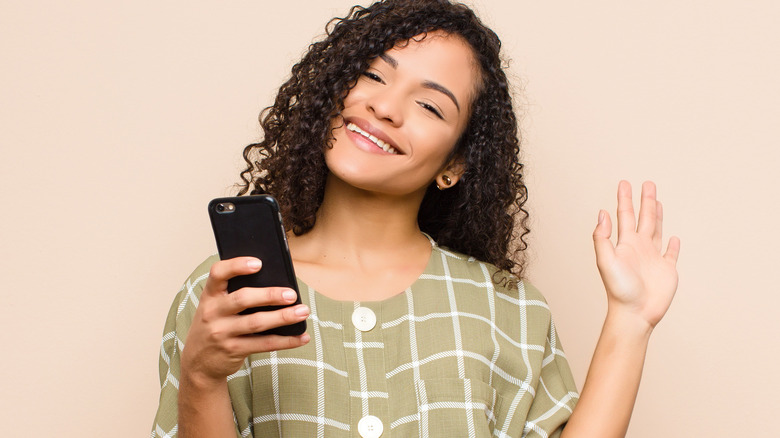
435, 157, 466, 190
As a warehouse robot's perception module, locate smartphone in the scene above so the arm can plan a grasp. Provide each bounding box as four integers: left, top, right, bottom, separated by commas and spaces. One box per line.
208, 195, 306, 336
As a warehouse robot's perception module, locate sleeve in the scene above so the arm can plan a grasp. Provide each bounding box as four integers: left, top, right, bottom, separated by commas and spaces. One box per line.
150, 256, 253, 438
521, 283, 579, 438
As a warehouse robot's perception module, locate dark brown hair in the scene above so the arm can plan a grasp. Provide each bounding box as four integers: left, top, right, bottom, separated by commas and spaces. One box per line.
237, 0, 530, 277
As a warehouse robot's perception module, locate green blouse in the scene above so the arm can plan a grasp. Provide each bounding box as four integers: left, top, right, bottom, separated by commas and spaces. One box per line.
153, 242, 578, 437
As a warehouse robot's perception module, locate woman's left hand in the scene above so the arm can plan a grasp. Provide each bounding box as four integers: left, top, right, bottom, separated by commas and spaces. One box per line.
592, 180, 681, 329
563, 181, 681, 437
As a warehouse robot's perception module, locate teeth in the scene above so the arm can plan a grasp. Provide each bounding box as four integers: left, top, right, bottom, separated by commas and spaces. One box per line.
347, 122, 398, 154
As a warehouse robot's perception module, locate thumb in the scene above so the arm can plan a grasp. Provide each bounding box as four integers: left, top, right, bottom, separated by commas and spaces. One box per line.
593, 210, 615, 265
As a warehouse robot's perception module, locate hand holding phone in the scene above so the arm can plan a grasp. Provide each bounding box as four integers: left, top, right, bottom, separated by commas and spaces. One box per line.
208, 195, 307, 337
177, 200, 310, 438
185, 257, 310, 373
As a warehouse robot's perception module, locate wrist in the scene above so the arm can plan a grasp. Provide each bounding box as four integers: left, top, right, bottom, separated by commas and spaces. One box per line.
603, 306, 654, 342
177, 367, 234, 438
180, 366, 228, 394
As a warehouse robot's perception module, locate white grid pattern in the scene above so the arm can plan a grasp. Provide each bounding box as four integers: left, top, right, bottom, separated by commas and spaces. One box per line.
482, 262, 501, 393
382, 310, 548, 351
270, 352, 281, 437
308, 284, 328, 438
252, 413, 350, 431
152, 248, 579, 437
499, 279, 535, 436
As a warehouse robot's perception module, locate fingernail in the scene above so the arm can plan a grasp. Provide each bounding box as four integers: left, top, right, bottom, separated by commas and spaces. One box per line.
247, 259, 262, 269
300, 333, 310, 343
282, 290, 297, 302
598, 210, 605, 224
294, 305, 309, 317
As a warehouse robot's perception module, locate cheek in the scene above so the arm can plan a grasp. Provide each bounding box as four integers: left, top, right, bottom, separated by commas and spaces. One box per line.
342, 83, 368, 108
407, 123, 460, 164
327, 124, 349, 156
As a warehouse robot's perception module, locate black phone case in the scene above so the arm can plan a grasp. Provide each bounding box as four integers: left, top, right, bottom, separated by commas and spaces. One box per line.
208, 195, 306, 336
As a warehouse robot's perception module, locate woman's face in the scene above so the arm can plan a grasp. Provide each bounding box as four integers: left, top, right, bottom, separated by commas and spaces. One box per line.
325, 31, 478, 197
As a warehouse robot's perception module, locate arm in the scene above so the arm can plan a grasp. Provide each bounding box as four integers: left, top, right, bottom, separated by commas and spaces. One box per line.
561, 181, 680, 438
177, 257, 310, 438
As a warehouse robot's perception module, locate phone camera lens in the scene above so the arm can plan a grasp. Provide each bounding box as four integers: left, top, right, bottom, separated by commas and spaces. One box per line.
216, 204, 225, 212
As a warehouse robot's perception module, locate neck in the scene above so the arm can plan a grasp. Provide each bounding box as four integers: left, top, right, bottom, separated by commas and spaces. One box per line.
288, 173, 431, 262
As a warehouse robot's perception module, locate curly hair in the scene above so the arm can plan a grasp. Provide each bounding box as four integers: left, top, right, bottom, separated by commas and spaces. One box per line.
237, 0, 530, 278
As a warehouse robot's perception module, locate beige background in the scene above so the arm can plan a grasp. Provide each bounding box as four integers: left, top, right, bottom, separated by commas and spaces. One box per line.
1, 0, 778, 436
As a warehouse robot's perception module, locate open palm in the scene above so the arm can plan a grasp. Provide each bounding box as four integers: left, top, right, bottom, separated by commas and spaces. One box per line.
593, 181, 681, 328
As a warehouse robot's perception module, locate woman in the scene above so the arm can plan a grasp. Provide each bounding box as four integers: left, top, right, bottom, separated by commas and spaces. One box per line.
152, 1, 680, 437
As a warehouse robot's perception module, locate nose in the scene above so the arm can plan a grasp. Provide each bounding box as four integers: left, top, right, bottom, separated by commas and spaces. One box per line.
366, 86, 404, 126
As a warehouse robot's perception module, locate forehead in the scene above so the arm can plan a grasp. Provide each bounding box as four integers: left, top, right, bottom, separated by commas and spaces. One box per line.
382, 31, 480, 104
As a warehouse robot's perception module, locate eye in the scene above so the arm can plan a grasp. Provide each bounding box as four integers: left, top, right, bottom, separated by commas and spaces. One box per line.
361, 71, 384, 83
418, 101, 443, 119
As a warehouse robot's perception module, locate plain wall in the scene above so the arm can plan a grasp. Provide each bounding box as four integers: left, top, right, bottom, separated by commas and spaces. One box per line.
1, 1, 778, 436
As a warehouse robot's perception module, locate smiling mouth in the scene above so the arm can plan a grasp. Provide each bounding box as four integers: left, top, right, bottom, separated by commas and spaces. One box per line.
346, 122, 399, 155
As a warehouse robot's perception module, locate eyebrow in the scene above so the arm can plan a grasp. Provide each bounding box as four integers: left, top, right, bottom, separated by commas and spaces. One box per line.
379, 54, 461, 112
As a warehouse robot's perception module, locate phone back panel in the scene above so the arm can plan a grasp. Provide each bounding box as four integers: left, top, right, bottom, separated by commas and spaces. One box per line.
208, 195, 305, 336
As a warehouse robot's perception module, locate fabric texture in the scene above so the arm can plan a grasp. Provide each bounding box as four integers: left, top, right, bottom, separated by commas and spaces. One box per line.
152, 241, 578, 437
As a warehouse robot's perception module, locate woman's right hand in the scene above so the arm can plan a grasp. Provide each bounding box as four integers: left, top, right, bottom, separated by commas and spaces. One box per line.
180, 256, 310, 386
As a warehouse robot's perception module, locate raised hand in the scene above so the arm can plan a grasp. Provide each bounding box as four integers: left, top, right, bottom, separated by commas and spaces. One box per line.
592, 181, 681, 329
562, 181, 681, 437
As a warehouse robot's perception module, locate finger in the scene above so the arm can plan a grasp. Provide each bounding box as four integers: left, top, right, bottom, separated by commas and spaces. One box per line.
232, 304, 310, 337
616, 180, 636, 242
664, 236, 681, 263
636, 181, 657, 237
652, 201, 664, 251
204, 257, 263, 298
223, 286, 300, 315
593, 209, 616, 266
231, 332, 311, 356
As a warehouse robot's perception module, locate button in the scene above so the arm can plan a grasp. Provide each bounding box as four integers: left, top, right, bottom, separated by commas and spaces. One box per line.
357, 415, 383, 438
352, 307, 377, 331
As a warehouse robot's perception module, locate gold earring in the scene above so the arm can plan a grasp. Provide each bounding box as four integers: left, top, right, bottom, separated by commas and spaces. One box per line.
437, 174, 452, 191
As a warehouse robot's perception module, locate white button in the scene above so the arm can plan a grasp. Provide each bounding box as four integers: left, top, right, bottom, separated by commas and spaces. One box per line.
352, 307, 377, 331
357, 415, 383, 438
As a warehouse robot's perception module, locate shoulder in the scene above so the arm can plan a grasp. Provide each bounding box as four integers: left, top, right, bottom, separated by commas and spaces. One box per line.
433, 245, 541, 296
433, 244, 552, 312
164, 255, 220, 329
174, 254, 219, 300
431, 245, 557, 350
190, 254, 220, 283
